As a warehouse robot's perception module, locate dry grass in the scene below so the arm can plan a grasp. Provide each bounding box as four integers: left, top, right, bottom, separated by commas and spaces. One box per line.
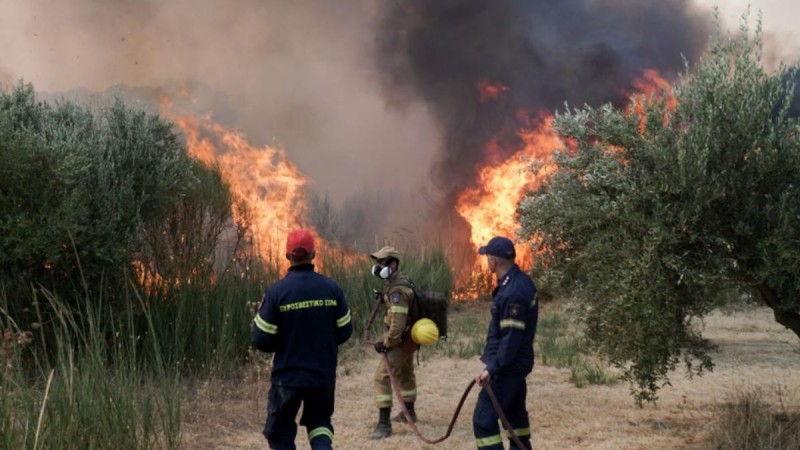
181, 303, 800, 449
707, 386, 800, 449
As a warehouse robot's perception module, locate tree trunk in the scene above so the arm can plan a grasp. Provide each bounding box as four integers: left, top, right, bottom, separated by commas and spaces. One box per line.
756, 284, 800, 340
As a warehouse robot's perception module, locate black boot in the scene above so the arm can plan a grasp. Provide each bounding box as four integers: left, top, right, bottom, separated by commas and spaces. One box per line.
392, 402, 417, 423
369, 407, 392, 440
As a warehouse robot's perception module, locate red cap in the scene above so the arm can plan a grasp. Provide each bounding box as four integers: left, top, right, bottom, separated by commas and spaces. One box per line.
286, 229, 315, 257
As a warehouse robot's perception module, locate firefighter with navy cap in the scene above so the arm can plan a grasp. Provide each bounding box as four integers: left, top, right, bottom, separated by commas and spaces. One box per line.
473, 236, 538, 450
252, 229, 353, 450
368, 245, 419, 440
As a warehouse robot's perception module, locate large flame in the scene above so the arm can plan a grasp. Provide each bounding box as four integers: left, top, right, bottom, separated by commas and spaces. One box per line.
455, 112, 561, 278
173, 113, 312, 264
162, 105, 367, 275
454, 69, 674, 296
144, 68, 673, 297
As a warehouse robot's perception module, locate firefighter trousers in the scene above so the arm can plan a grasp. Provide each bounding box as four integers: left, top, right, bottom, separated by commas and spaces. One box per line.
373, 346, 416, 408
473, 374, 531, 450
263, 384, 335, 450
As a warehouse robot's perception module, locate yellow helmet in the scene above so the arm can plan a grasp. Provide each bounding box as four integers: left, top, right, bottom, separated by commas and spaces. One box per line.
411, 318, 439, 346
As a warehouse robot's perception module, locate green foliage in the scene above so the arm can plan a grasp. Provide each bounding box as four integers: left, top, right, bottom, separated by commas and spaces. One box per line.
570, 359, 617, 388
0, 81, 259, 378
536, 313, 617, 387
0, 288, 181, 450
401, 247, 455, 294
536, 314, 588, 369
317, 249, 375, 341
139, 160, 238, 289
518, 16, 800, 404
0, 82, 196, 318
436, 302, 487, 359
142, 274, 263, 376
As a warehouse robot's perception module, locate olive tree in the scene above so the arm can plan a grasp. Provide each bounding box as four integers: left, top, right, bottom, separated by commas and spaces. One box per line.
518, 20, 800, 403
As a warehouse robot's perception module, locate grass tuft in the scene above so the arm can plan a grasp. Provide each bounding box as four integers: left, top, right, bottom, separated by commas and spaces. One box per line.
537, 312, 616, 387
707, 387, 800, 450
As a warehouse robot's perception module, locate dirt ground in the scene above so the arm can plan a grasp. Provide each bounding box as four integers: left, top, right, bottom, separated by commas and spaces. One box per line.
181, 304, 800, 449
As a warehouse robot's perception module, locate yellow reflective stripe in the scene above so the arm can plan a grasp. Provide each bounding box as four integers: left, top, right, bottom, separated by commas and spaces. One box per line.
375, 395, 393, 403
505, 427, 531, 437
390, 306, 409, 314
399, 389, 416, 398
476, 434, 503, 447
254, 315, 277, 334
500, 319, 525, 330
308, 426, 334, 441
337, 310, 351, 327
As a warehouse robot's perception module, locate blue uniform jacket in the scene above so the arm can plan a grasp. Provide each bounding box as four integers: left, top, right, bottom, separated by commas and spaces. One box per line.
481, 264, 538, 377
252, 264, 353, 387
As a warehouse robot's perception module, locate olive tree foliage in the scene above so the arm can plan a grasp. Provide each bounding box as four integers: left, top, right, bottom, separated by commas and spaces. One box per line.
0, 82, 227, 316
518, 19, 800, 404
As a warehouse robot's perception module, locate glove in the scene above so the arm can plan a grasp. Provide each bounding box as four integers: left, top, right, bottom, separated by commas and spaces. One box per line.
373, 342, 387, 353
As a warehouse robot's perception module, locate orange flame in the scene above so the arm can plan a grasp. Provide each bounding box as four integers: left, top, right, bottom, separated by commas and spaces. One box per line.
158, 98, 366, 278
627, 68, 676, 132
172, 113, 312, 264
455, 113, 561, 293
631, 69, 676, 109
454, 69, 675, 299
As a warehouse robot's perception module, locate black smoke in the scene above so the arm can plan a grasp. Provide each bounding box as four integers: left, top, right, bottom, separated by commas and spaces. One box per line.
375, 0, 711, 206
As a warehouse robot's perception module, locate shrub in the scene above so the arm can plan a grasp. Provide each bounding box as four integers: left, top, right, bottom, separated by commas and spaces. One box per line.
0, 82, 196, 321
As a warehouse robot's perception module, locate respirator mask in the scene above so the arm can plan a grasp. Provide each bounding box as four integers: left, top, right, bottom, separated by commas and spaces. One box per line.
371, 263, 393, 279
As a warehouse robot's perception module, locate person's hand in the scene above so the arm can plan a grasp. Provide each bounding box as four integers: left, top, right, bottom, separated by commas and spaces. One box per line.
475, 369, 490, 386
374, 342, 387, 353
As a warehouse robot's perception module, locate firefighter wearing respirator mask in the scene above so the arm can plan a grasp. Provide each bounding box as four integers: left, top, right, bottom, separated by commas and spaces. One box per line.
367, 245, 420, 440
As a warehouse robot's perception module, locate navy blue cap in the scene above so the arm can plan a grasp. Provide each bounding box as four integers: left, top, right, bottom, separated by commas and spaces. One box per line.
477, 236, 516, 259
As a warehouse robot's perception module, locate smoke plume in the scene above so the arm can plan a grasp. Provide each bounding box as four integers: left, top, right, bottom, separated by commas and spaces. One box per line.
0, 0, 438, 210
374, 0, 711, 208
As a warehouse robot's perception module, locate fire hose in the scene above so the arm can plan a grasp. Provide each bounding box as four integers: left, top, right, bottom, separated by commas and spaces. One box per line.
363, 297, 527, 448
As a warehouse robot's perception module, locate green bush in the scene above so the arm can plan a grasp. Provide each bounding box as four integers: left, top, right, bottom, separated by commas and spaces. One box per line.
0, 82, 196, 321
0, 81, 259, 377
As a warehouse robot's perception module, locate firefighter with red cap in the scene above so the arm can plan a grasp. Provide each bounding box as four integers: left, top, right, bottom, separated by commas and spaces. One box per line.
368, 245, 419, 440
252, 229, 353, 450
473, 236, 538, 450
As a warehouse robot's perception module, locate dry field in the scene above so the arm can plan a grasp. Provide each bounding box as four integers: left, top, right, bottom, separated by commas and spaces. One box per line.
181, 303, 800, 449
